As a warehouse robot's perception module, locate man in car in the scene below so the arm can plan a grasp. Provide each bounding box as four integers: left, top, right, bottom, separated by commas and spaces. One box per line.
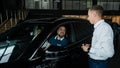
43, 25, 68, 50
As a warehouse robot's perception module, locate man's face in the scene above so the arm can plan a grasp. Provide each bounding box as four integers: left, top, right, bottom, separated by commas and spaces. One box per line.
87, 10, 95, 24
57, 26, 66, 37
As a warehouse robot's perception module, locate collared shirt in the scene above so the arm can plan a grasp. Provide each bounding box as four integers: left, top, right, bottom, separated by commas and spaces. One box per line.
88, 20, 114, 60
48, 35, 68, 46
54, 36, 64, 41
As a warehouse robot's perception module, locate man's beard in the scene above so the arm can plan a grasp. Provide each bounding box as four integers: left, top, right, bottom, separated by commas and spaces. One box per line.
58, 34, 64, 38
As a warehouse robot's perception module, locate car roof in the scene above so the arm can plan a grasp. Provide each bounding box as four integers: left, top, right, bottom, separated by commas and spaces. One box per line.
23, 17, 88, 24
23, 17, 57, 24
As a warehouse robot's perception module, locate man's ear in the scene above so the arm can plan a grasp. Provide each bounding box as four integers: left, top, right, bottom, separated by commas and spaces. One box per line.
92, 11, 97, 17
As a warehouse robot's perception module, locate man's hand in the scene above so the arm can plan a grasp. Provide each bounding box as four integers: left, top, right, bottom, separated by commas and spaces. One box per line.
81, 44, 90, 52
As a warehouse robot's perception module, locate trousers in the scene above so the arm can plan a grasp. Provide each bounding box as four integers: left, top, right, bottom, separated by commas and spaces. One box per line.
89, 58, 108, 68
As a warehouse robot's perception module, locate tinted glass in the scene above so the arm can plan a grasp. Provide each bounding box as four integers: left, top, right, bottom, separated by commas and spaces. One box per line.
72, 20, 93, 43
0, 23, 45, 63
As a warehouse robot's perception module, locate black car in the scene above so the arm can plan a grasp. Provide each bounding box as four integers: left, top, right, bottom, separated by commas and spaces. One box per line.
1, 17, 119, 68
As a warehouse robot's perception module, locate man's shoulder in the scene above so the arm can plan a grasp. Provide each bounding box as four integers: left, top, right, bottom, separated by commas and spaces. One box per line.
50, 36, 56, 39
49, 36, 56, 41
63, 37, 68, 44
64, 37, 68, 41
100, 22, 112, 29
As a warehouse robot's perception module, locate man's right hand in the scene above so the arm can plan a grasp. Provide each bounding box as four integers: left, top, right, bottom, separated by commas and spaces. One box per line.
81, 44, 90, 52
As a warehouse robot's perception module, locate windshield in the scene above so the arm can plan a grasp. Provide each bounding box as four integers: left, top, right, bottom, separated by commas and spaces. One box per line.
0, 23, 46, 63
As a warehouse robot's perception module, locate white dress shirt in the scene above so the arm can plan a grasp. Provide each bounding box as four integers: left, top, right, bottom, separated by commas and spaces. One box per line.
88, 20, 114, 60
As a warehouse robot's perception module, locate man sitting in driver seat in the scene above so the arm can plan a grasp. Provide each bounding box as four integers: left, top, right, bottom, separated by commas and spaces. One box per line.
44, 25, 68, 50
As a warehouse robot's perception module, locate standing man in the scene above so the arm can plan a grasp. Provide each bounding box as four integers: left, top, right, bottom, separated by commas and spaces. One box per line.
81, 5, 114, 68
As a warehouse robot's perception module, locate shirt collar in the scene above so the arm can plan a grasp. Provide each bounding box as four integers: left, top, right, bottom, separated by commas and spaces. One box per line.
94, 20, 104, 29
55, 35, 64, 41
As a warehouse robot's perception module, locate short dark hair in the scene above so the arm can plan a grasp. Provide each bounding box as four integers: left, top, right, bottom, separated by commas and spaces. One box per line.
89, 5, 103, 16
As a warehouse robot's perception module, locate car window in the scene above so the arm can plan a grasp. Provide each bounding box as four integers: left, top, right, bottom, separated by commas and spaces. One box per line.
41, 24, 70, 51
72, 21, 93, 43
